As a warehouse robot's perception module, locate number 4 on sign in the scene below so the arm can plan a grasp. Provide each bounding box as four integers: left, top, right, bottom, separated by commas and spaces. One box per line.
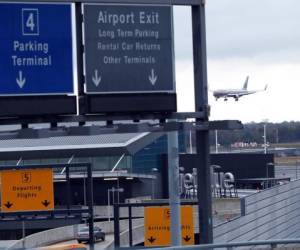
22, 9, 39, 36
26, 13, 35, 31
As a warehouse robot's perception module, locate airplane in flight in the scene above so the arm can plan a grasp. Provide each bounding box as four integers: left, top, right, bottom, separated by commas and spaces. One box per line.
212, 76, 268, 101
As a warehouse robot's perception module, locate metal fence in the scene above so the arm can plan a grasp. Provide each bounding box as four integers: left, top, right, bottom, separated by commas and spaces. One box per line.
214, 179, 300, 243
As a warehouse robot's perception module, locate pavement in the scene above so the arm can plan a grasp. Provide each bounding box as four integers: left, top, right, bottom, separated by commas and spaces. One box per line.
0, 241, 17, 250
53, 234, 114, 250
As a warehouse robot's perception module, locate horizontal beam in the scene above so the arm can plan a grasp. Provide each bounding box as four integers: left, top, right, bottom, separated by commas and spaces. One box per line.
0, 208, 89, 217
0, 120, 242, 140
0, 162, 91, 170
0, 112, 205, 126
0, 0, 202, 6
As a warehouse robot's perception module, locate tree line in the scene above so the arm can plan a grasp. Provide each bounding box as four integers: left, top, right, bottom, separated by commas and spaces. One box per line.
209, 122, 300, 146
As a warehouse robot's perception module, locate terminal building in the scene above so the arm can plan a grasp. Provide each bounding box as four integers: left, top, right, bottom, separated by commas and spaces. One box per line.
0, 124, 277, 239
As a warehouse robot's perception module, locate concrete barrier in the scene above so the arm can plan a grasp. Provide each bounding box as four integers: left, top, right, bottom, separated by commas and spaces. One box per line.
7, 197, 240, 249
8, 219, 143, 249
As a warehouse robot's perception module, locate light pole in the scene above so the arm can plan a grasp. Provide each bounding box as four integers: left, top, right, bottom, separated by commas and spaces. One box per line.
151, 168, 158, 199
262, 120, 269, 154
266, 162, 274, 188
83, 172, 86, 206
107, 187, 124, 222
215, 130, 218, 153
295, 160, 298, 180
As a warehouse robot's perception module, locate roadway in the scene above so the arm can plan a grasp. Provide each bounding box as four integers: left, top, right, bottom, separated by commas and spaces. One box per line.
0, 241, 17, 250
53, 234, 114, 250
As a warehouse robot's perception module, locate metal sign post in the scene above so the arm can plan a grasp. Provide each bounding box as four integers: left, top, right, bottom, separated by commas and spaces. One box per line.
167, 130, 181, 246
192, 2, 213, 244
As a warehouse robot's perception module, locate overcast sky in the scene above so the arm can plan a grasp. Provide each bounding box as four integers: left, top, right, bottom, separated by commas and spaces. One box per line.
173, 0, 300, 123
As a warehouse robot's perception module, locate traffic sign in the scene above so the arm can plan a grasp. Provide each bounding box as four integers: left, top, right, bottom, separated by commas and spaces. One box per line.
0, 3, 74, 95
0, 168, 54, 212
83, 4, 174, 93
144, 206, 194, 247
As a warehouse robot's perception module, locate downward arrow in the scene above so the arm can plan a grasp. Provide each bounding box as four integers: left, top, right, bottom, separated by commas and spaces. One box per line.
92, 69, 101, 87
148, 69, 157, 86
147, 236, 156, 244
183, 235, 191, 242
42, 200, 50, 207
4, 201, 13, 209
16, 70, 26, 88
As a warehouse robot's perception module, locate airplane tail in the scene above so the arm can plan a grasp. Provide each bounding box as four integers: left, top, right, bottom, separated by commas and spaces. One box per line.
242, 76, 249, 90
264, 84, 268, 91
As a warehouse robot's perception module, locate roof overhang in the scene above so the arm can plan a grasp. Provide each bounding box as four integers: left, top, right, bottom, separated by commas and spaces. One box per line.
0, 132, 164, 161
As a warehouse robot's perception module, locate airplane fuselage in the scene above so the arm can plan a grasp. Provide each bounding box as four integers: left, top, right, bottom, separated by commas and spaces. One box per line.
213, 89, 255, 99
212, 76, 267, 101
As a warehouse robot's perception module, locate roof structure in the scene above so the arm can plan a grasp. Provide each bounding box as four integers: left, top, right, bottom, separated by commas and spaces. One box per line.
0, 131, 164, 160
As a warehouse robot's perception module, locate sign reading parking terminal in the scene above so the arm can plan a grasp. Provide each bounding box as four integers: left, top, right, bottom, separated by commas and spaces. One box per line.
83, 4, 174, 93
0, 3, 73, 95
0, 168, 54, 212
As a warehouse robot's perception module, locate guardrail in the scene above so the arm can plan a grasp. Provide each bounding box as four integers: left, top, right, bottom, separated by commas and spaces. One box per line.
148, 238, 300, 249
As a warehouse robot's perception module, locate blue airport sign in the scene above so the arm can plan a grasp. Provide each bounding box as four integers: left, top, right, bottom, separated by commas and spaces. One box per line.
83, 4, 174, 93
0, 3, 74, 95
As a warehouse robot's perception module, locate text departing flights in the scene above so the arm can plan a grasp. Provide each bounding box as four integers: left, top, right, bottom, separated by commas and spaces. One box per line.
212, 76, 268, 101
0, 3, 73, 95
0, 168, 54, 212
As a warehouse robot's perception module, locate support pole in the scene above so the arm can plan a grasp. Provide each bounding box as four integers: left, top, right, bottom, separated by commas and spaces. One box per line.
87, 164, 94, 249
66, 166, 71, 211
167, 130, 181, 246
192, 1, 213, 244
114, 204, 120, 248
75, 2, 85, 115
22, 220, 25, 248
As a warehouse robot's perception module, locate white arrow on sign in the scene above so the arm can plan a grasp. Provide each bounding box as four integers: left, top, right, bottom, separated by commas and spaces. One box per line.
16, 70, 26, 88
148, 69, 158, 86
92, 69, 101, 87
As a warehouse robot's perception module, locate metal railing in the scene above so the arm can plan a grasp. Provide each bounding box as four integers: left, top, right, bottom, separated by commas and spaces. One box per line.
149, 238, 300, 249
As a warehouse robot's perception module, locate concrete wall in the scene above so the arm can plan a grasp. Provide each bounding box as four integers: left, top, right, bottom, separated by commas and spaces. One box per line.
214, 179, 300, 243
8, 219, 143, 249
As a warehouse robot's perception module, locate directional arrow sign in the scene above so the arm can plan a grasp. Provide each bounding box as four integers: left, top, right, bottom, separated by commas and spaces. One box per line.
83, 4, 174, 93
0, 168, 54, 212
0, 3, 73, 95
144, 206, 194, 247
183, 235, 191, 242
42, 200, 51, 207
4, 201, 13, 209
92, 69, 102, 87
147, 236, 156, 244
149, 69, 158, 86
16, 71, 26, 89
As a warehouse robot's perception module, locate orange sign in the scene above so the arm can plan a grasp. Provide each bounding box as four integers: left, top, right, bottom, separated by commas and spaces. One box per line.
1, 168, 54, 212
144, 206, 194, 247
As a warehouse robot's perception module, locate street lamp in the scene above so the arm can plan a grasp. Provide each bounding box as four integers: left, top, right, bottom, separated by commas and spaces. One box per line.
215, 130, 219, 153
262, 120, 269, 154
107, 187, 124, 222
151, 168, 158, 199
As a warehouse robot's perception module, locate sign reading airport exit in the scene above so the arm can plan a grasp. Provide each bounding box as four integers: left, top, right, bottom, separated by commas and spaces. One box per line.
0, 3, 73, 95
83, 4, 175, 93
0, 168, 54, 212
